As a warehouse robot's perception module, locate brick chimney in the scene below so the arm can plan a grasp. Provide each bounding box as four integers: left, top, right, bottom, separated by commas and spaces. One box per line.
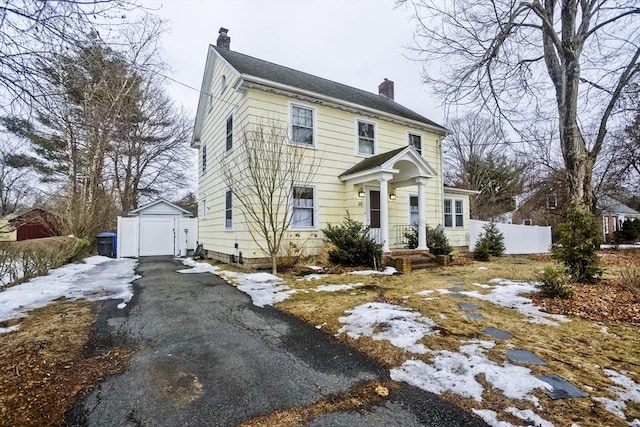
217, 27, 230, 49
378, 78, 394, 100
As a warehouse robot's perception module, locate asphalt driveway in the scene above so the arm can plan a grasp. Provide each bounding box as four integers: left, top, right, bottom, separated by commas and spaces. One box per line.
65, 257, 486, 426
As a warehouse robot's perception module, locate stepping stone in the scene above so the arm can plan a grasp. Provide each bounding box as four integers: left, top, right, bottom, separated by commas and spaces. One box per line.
448, 286, 465, 291
537, 375, 589, 399
458, 302, 481, 311
464, 313, 485, 320
482, 327, 513, 340
506, 349, 546, 366
449, 293, 467, 298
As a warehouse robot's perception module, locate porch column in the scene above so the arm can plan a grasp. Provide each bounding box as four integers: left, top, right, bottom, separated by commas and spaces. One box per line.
379, 174, 391, 252
417, 178, 427, 250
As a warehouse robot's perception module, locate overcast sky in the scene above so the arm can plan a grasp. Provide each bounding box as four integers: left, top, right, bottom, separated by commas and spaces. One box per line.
141, 0, 446, 125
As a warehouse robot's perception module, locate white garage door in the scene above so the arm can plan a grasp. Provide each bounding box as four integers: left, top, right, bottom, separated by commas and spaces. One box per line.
139, 217, 175, 256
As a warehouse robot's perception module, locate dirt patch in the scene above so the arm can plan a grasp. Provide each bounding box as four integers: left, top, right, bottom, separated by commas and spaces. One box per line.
0, 300, 132, 427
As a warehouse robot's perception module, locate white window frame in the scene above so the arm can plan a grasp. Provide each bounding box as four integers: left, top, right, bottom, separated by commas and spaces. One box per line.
201, 199, 207, 219
221, 75, 227, 92
408, 194, 419, 226
408, 131, 422, 155
444, 198, 464, 228
224, 189, 233, 230
523, 219, 532, 226
356, 118, 376, 157
291, 184, 317, 230
201, 144, 207, 174
225, 112, 233, 152
604, 216, 609, 234
289, 101, 316, 147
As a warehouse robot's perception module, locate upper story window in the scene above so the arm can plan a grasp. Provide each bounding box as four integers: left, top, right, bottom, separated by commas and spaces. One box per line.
201, 144, 207, 173
444, 198, 464, 228
292, 186, 315, 228
225, 190, 233, 229
221, 75, 227, 92
357, 120, 375, 155
409, 133, 422, 154
226, 114, 233, 152
546, 193, 557, 210
291, 104, 314, 146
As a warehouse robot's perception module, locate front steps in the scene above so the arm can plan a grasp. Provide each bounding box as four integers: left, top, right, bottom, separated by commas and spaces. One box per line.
384, 249, 441, 273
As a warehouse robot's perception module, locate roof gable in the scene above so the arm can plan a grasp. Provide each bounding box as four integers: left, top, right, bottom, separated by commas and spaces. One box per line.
129, 199, 192, 217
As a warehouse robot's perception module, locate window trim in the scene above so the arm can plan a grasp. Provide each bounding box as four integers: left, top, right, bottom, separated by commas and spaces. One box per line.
444, 198, 465, 229
603, 216, 609, 235
225, 112, 233, 152
224, 189, 233, 230
407, 131, 422, 155
221, 75, 227, 92
291, 184, 317, 230
355, 118, 376, 157
201, 199, 207, 219
289, 101, 316, 148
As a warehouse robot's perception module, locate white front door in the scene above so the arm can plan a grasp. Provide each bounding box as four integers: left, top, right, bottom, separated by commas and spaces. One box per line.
139, 217, 175, 256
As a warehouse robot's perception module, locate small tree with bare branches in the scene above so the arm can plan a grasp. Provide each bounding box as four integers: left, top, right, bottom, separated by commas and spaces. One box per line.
220, 120, 322, 274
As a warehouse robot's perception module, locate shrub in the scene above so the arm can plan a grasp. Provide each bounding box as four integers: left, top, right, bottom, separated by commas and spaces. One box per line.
482, 220, 505, 256
619, 268, 640, 302
614, 219, 640, 243
322, 213, 382, 268
403, 225, 452, 255
552, 205, 602, 283
0, 236, 90, 287
472, 237, 491, 261
536, 265, 573, 298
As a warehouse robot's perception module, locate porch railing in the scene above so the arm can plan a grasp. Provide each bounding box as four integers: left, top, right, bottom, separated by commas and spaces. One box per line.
393, 224, 415, 248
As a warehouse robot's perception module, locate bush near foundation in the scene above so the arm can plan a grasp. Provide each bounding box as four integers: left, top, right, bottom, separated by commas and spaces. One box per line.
322, 213, 382, 269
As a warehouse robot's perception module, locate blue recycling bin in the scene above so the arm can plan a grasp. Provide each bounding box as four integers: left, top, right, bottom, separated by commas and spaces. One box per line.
96, 232, 117, 258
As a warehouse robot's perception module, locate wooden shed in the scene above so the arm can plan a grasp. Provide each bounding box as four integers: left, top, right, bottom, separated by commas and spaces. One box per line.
0, 209, 62, 242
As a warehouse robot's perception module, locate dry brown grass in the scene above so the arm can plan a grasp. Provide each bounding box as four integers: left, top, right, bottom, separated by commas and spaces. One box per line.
0, 300, 131, 427
274, 253, 640, 426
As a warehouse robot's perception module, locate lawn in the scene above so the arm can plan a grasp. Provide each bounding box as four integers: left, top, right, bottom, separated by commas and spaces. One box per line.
219, 251, 640, 427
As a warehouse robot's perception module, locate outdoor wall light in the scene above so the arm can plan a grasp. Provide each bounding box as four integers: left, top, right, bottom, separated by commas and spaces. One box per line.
389, 192, 396, 201
358, 189, 365, 198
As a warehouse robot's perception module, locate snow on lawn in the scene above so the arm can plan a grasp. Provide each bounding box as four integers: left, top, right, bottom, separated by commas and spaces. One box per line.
463, 279, 569, 325
314, 283, 364, 292
348, 266, 397, 276
0, 256, 138, 333
593, 369, 640, 422
473, 408, 554, 427
337, 302, 438, 354
390, 340, 552, 403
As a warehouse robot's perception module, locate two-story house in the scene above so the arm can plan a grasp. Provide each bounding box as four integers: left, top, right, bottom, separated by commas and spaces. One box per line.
192, 28, 475, 266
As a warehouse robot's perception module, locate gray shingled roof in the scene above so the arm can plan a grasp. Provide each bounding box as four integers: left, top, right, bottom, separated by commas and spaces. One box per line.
598, 195, 640, 216
213, 46, 445, 130
339, 147, 406, 178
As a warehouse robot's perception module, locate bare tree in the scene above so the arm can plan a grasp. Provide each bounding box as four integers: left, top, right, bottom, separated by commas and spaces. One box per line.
403, 1, 640, 212
220, 120, 322, 274
0, 0, 143, 112
0, 141, 37, 216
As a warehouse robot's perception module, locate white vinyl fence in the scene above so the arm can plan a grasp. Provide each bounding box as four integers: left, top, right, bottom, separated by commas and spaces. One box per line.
469, 220, 551, 254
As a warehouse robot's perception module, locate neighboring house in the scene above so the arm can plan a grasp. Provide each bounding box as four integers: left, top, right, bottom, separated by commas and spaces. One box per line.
192, 28, 475, 266
0, 209, 61, 242
598, 195, 640, 242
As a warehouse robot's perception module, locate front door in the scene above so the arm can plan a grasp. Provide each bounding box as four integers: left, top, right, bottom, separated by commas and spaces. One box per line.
368, 190, 381, 243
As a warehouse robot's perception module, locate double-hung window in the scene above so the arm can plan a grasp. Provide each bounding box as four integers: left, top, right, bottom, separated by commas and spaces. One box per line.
292, 186, 314, 228
444, 199, 464, 227
291, 105, 314, 146
201, 144, 207, 173
226, 114, 233, 152
225, 190, 232, 229
357, 121, 375, 155
409, 196, 419, 226
409, 133, 422, 154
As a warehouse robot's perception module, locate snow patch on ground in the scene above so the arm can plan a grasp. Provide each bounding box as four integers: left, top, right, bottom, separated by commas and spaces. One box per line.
416, 290, 434, 296
177, 258, 219, 274
337, 302, 437, 354
390, 340, 551, 402
299, 273, 326, 281
464, 280, 569, 325
0, 256, 138, 333
314, 283, 364, 292
348, 266, 397, 276
594, 369, 640, 421
472, 409, 515, 427
223, 271, 295, 308
505, 407, 554, 427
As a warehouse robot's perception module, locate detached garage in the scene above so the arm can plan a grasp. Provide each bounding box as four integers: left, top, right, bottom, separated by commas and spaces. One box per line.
117, 199, 198, 257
